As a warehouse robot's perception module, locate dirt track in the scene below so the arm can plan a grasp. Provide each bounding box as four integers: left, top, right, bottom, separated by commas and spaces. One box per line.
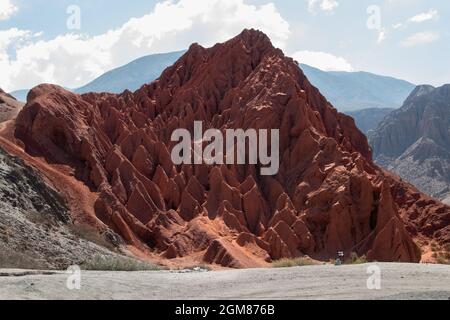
0, 263, 449, 300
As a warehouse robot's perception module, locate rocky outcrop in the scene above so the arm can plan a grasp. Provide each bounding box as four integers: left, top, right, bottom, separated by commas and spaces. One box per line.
0, 147, 122, 269
11, 30, 449, 267
369, 85, 450, 202
0, 88, 24, 123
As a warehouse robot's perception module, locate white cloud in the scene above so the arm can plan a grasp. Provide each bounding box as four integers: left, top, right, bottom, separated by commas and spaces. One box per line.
291, 50, 354, 72
320, 0, 338, 12
380, 7, 439, 45
400, 31, 440, 47
0, 28, 31, 52
307, 0, 339, 13
0, 0, 17, 20
0, 0, 290, 92
409, 9, 439, 23
0, 28, 38, 88
307, 0, 318, 12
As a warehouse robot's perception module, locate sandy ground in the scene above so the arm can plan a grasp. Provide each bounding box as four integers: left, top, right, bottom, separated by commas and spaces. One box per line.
0, 263, 449, 300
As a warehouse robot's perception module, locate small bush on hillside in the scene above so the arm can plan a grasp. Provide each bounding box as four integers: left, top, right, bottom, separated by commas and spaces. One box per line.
346, 252, 368, 265
0, 245, 45, 270
81, 255, 161, 271
69, 224, 116, 251
272, 257, 318, 268
430, 242, 439, 252
434, 250, 450, 265
26, 211, 56, 226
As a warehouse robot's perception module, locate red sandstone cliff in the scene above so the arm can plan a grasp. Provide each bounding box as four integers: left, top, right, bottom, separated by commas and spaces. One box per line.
9, 29, 449, 267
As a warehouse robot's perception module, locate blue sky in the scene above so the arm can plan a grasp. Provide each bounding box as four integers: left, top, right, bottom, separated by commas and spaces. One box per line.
0, 0, 448, 92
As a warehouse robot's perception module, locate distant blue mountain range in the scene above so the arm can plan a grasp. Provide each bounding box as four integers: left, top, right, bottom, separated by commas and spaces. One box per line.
299, 64, 415, 112
9, 89, 29, 103
75, 50, 186, 94
9, 50, 185, 102
10, 51, 415, 116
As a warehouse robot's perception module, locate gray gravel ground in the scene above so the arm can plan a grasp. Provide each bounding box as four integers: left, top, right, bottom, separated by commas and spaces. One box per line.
1, 263, 449, 300
0, 147, 124, 270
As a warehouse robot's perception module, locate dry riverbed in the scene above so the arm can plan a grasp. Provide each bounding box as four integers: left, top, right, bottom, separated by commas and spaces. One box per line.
0, 263, 449, 300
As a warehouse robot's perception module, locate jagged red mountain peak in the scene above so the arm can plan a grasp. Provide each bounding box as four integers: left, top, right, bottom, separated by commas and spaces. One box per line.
150, 29, 279, 97
9, 29, 449, 268
135, 29, 372, 160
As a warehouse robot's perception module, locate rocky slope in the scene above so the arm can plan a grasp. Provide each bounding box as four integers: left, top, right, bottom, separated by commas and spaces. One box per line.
347, 108, 395, 134
5, 30, 449, 268
0, 147, 124, 269
369, 85, 450, 202
0, 89, 23, 123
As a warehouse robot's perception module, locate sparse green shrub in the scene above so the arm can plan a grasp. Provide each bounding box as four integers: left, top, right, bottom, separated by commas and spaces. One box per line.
435, 254, 450, 265
81, 255, 161, 271
0, 226, 11, 243
434, 250, 450, 265
272, 257, 318, 268
69, 224, 116, 251
346, 252, 368, 265
0, 245, 45, 270
429, 242, 450, 264
430, 242, 439, 251
27, 211, 55, 225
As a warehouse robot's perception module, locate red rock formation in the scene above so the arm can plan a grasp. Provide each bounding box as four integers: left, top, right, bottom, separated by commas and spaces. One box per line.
12, 29, 449, 267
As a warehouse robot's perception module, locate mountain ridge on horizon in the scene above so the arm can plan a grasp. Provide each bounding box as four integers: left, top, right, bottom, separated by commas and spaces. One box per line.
369, 84, 450, 204
0, 89, 24, 123
9, 50, 415, 114
299, 63, 415, 112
